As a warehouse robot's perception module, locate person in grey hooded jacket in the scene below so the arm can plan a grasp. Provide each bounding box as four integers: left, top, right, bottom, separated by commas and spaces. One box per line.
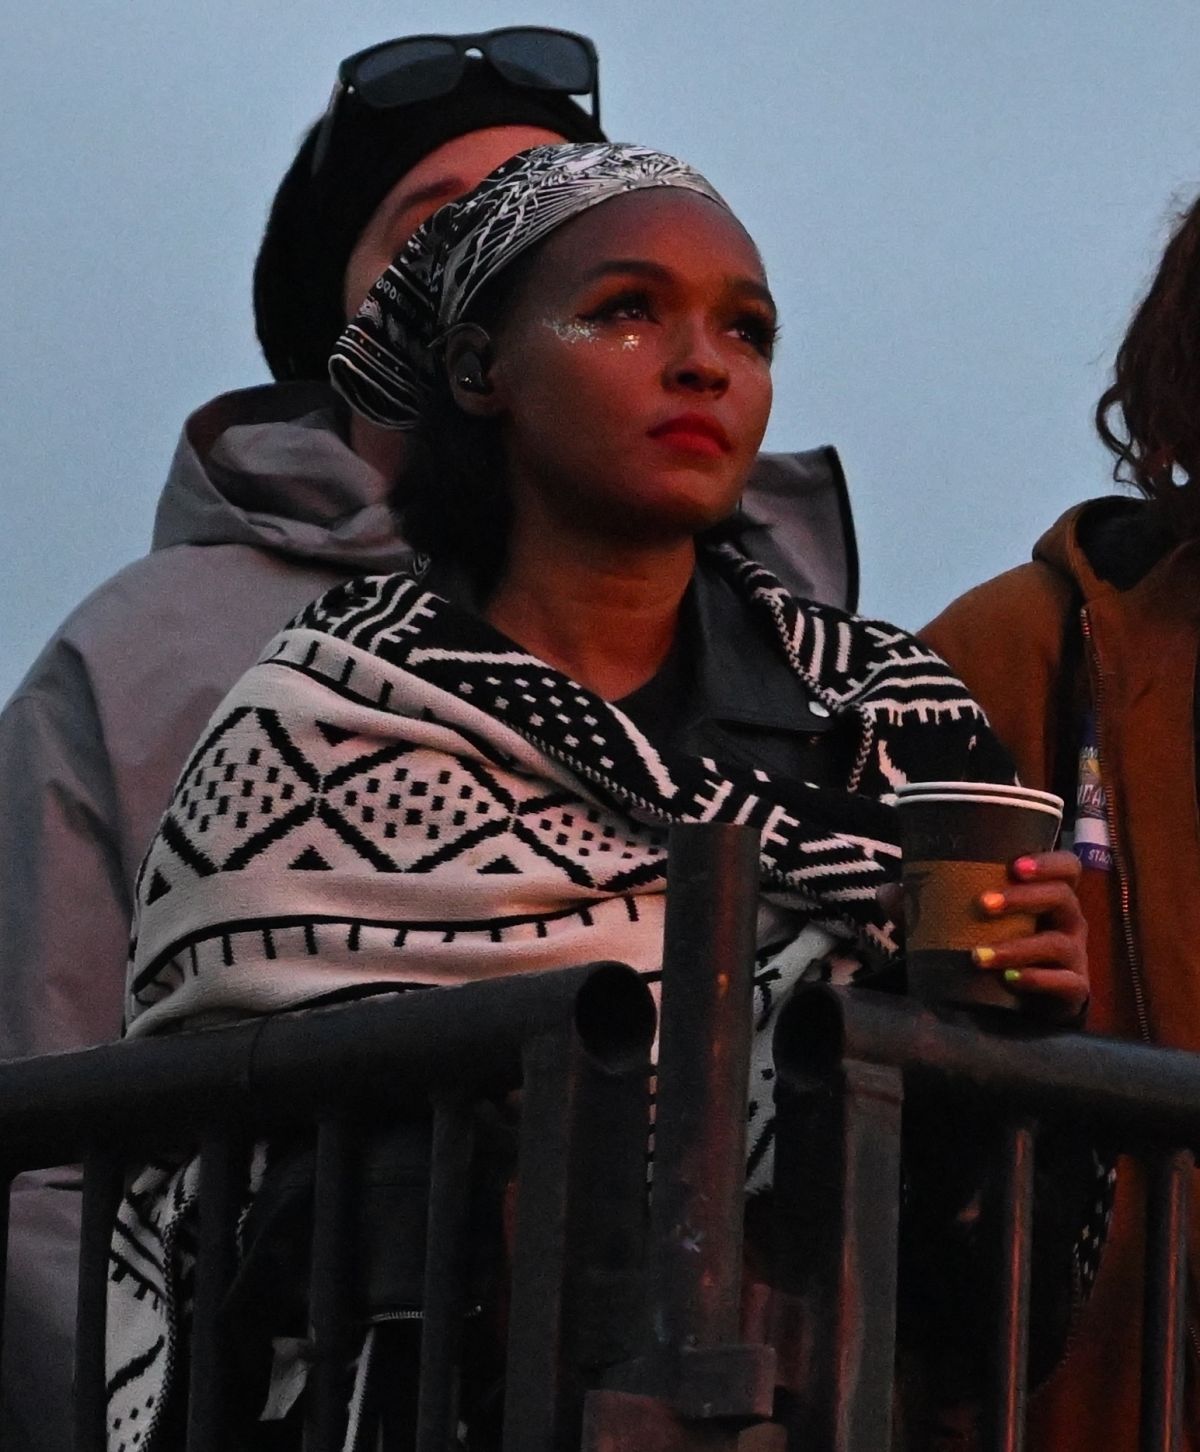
0, 32, 856, 1452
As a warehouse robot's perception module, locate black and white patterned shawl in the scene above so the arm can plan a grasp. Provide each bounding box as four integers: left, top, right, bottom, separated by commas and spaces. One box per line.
329, 141, 729, 429
107, 546, 1011, 1448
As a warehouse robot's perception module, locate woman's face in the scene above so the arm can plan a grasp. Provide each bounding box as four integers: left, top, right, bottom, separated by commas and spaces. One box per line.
486, 188, 776, 547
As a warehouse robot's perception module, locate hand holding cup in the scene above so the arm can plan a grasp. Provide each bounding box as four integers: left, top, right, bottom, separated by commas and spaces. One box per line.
894, 782, 1088, 1016
970, 848, 1087, 1013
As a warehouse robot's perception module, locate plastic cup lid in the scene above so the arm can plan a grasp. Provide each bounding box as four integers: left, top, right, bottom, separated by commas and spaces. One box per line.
894, 780, 1063, 811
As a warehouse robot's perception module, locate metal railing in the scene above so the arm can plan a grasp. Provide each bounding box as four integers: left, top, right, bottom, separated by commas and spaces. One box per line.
772, 982, 1200, 1452
0, 823, 785, 1452
2, 822, 1200, 1451
0, 962, 658, 1452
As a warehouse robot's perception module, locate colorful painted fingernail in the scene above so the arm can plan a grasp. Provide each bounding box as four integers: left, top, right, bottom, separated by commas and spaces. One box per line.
980, 891, 1006, 914
1013, 856, 1039, 879
1004, 969, 1022, 986
973, 945, 997, 967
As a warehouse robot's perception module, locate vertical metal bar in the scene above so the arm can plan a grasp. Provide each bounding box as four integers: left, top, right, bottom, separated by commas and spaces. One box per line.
304, 1118, 356, 1452
74, 1154, 125, 1452
771, 1054, 903, 1452
986, 1120, 1036, 1452
502, 1023, 582, 1452
649, 821, 759, 1354
562, 1053, 652, 1380
0, 1171, 10, 1452
595, 822, 776, 1430
185, 1138, 244, 1451
415, 1099, 475, 1452
1141, 1147, 1192, 1452
0, 1167, 12, 1452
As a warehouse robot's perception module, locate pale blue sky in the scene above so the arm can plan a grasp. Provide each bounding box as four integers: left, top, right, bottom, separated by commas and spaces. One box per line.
3, 1, 1198, 701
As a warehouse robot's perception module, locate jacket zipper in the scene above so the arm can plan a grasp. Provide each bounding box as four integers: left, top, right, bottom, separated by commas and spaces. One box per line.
1080, 607, 1151, 1043
1081, 607, 1200, 1373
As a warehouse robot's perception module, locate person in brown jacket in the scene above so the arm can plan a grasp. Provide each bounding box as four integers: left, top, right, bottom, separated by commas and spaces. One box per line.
923, 190, 1200, 1451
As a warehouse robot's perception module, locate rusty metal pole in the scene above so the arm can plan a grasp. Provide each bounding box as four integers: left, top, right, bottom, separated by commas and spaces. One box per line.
1141, 1148, 1193, 1452
771, 987, 904, 1452
985, 1120, 1036, 1452
649, 820, 761, 1361
73, 1155, 124, 1452
585, 821, 785, 1448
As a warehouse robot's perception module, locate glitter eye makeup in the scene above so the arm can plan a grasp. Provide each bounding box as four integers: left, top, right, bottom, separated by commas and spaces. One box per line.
542, 318, 642, 349
543, 317, 601, 344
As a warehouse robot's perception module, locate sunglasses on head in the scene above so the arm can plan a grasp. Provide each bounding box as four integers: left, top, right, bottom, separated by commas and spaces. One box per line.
311, 26, 601, 178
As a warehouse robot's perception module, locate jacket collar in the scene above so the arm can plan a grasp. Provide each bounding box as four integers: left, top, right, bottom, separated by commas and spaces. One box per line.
422, 553, 836, 737
1033, 495, 1200, 619
684, 557, 836, 735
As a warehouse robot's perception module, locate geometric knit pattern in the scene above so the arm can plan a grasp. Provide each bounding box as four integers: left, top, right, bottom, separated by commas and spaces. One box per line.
125, 542, 1009, 1033
108, 545, 1012, 1449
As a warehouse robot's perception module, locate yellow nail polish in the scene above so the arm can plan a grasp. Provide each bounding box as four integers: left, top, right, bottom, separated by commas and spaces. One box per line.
973, 945, 997, 967
980, 891, 1006, 914
1004, 969, 1021, 986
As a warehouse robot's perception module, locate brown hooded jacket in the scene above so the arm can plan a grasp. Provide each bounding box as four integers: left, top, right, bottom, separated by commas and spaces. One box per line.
923, 495, 1200, 1452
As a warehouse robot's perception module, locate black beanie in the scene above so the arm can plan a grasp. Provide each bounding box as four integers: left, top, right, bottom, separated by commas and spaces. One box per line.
254, 60, 606, 381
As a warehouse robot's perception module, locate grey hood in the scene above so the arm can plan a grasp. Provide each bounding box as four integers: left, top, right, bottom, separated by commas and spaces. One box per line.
151, 381, 414, 572
735, 446, 857, 612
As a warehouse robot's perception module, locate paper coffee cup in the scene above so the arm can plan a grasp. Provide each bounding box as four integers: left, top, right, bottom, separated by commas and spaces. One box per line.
895, 781, 1064, 1010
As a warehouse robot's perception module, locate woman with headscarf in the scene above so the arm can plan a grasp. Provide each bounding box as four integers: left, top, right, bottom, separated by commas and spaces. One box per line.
107, 143, 1090, 1450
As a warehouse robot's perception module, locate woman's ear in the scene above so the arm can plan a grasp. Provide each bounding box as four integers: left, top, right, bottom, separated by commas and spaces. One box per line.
443, 324, 502, 419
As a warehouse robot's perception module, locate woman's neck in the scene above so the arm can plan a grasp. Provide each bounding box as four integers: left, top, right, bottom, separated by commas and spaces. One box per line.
485, 515, 696, 701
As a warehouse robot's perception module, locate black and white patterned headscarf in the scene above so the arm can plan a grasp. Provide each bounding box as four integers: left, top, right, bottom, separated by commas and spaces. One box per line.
329, 141, 729, 429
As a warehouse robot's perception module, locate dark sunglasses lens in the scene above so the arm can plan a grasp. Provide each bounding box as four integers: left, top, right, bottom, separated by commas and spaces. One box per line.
354, 39, 464, 107
486, 31, 594, 93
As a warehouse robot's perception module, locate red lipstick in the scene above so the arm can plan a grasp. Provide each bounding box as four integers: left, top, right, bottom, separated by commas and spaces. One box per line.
647, 412, 732, 457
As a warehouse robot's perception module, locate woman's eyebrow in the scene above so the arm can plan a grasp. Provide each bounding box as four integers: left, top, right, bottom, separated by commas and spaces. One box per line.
581, 258, 776, 312
581, 258, 778, 309
731, 278, 777, 314
579, 259, 675, 285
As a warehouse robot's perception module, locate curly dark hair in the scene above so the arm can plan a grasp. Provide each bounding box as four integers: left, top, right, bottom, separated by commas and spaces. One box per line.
1096, 192, 1200, 535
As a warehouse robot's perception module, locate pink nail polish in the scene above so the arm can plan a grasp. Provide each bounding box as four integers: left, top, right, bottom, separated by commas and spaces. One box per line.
980, 890, 1006, 914
1013, 855, 1038, 880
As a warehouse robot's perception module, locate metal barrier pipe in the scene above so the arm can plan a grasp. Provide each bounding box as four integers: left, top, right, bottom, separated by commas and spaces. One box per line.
503, 978, 657, 1451
0, 1175, 9, 1452
770, 1055, 903, 1452
415, 1099, 475, 1452
0, 962, 653, 1170
596, 821, 779, 1433
648, 821, 760, 1355
985, 1121, 1035, 1452
502, 1021, 587, 1452
1141, 1148, 1192, 1452
186, 1137, 243, 1452
562, 1053, 652, 1378
776, 984, 1200, 1153
74, 1154, 124, 1452
304, 1118, 355, 1452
